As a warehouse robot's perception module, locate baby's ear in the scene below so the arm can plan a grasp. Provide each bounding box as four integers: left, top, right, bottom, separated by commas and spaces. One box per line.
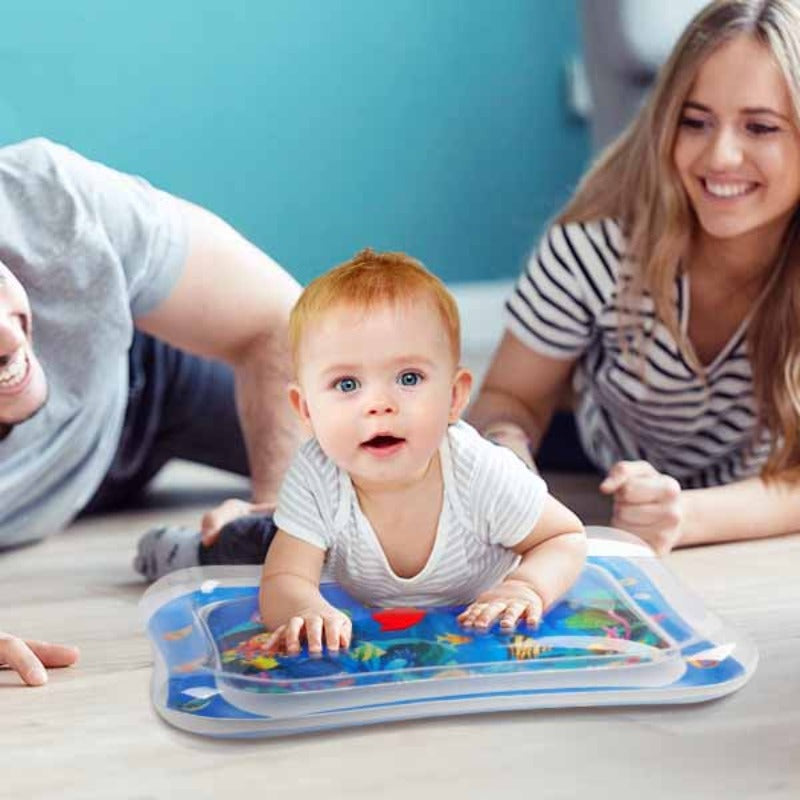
448, 367, 473, 423
288, 383, 313, 433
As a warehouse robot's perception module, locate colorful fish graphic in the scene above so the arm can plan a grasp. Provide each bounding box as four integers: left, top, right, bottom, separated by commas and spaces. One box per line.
507, 635, 550, 660
566, 608, 632, 639
178, 696, 212, 713
371, 608, 427, 632
173, 655, 208, 673
433, 668, 471, 679
247, 655, 280, 671
436, 633, 472, 646
379, 640, 456, 671
687, 643, 736, 669
162, 624, 193, 641
350, 642, 387, 662
586, 642, 618, 655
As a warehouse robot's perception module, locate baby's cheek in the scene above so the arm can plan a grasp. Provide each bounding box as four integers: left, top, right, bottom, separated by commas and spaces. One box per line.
320, 426, 359, 467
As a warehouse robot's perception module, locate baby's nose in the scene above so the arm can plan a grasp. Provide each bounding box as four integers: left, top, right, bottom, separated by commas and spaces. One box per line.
368, 401, 396, 415
366, 389, 397, 415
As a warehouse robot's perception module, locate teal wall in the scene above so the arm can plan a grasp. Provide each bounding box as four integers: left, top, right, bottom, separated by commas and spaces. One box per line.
0, 1, 589, 284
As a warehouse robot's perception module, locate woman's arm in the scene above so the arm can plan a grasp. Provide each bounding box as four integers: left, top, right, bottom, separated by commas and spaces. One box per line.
682, 475, 800, 546
601, 461, 800, 553
466, 331, 576, 468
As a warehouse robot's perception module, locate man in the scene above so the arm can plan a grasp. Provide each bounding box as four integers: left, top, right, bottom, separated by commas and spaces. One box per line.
0, 138, 303, 685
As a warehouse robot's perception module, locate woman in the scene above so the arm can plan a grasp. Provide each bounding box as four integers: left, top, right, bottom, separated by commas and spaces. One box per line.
468, 0, 800, 554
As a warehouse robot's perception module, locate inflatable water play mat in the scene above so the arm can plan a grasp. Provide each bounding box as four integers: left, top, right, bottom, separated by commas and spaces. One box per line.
140, 527, 757, 737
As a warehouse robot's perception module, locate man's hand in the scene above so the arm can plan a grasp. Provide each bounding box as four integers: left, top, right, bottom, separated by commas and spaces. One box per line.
200, 498, 275, 546
458, 579, 544, 631
264, 607, 352, 656
600, 460, 683, 555
0, 633, 79, 686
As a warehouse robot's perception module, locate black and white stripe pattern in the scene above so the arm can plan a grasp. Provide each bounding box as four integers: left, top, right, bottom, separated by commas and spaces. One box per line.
506, 219, 769, 488
273, 421, 548, 606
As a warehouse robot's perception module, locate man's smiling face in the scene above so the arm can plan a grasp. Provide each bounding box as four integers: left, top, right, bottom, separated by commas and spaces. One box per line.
0, 263, 48, 435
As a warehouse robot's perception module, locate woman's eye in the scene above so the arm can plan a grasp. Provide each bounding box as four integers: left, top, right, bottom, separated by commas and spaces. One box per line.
335, 377, 360, 393
398, 371, 423, 387
679, 116, 706, 130
747, 122, 780, 136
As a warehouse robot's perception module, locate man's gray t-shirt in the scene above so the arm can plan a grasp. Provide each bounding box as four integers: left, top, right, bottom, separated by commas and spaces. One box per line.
0, 139, 187, 547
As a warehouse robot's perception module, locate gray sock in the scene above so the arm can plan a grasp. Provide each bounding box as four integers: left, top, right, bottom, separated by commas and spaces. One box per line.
133, 525, 202, 581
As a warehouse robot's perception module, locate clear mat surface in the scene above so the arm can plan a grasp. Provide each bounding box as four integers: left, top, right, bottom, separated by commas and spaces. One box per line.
140, 527, 757, 737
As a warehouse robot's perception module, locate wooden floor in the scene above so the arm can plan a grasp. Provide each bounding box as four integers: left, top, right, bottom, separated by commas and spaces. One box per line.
2, 462, 799, 800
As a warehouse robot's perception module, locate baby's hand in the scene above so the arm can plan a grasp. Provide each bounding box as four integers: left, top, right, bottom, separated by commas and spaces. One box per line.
458, 579, 543, 632
265, 607, 352, 656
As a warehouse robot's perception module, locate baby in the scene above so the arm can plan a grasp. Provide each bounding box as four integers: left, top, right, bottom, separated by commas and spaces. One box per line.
259, 249, 586, 654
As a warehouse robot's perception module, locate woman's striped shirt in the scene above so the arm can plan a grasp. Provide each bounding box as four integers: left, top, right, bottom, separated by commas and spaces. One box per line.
505, 219, 771, 488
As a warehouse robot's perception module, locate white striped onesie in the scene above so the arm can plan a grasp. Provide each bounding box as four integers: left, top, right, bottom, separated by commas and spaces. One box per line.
273, 420, 548, 607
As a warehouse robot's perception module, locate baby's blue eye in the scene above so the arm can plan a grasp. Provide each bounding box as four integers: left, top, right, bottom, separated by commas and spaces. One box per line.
398, 371, 422, 387
335, 377, 360, 393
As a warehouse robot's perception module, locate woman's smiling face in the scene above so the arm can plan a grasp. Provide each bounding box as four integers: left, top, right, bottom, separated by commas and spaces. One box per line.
673, 34, 800, 249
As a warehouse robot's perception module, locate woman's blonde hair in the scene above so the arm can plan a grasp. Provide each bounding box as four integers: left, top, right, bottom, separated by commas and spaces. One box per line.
559, 0, 800, 478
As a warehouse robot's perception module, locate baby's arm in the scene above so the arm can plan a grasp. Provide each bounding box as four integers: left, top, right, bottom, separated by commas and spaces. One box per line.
459, 494, 586, 630
259, 530, 351, 654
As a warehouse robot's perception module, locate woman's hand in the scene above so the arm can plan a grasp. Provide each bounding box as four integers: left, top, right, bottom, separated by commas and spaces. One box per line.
457, 579, 544, 631
600, 460, 684, 555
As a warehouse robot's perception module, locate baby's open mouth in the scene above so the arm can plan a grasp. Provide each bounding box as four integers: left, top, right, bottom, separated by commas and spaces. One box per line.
361, 434, 405, 449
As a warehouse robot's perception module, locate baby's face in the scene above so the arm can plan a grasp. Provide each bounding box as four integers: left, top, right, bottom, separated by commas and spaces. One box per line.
290, 298, 471, 491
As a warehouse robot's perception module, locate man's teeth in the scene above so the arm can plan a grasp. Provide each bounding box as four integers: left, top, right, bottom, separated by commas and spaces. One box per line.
0, 348, 27, 387
705, 180, 755, 198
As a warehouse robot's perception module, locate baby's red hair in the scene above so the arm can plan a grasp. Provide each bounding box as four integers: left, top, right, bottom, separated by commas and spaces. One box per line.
289, 248, 461, 369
